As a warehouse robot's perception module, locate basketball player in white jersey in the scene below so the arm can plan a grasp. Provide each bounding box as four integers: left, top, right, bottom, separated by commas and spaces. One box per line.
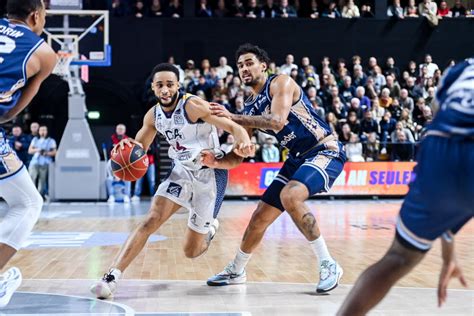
91, 63, 254, 299
0, 0, 56, 307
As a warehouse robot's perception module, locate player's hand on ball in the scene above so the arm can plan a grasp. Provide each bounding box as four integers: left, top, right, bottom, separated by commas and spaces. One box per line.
210, 102, 233, 120
112, 138, 143, 155
200, 150, 218, 168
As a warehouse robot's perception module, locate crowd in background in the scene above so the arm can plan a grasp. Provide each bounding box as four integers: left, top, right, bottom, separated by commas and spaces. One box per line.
160, 53, 453, 163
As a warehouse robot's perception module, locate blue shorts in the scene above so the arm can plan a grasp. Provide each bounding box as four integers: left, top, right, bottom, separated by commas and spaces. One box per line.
262, 140, 346, 212
397, 136, 474, 251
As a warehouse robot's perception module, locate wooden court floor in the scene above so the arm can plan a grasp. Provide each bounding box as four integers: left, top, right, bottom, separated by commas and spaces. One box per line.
3, 199, 473, 315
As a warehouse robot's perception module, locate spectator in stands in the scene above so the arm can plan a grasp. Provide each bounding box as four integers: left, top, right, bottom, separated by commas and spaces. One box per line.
364, 77, 378, 100
228, 76, 243, 99
310, 0, 320, 18
326, 112, 339, 133
383, 74, 400, 99
30, 121, 39, 139
302, 65, 320, 89
111, 0, 128, 17
164, 0, 182, 18
364, 132, 380, 162
261, 0, 278, 18
245, 0, 261, 18
419, 54, 439, 77
8, 125, 30, 166
346, 133, 365, 162
311, 97, 325, 119
338, 123, 351, 144
353, 65, 367, 87
278, 0, 297, 18
233, 96, 245, 115
389, 97, 403, 121
425, 86, 436, 108
404, 0, 419, 17
355, 86, 371, 112
379, 88, 393, 108
244, 135, 261, 163
371, 98, 385, 122
149, 0, 162, 17
131, 143, 156, 202
373, 66, 386, 94
384, 57, 400, 79
220, 134, 235, 154
331, 97, 348, 120
391, 130, 414, 161
214, 0, 229, 17
340, 76, 356, 101
418, 0, 438, 18
406, 77, 423, 100
322, 1, 341, 18
399, 88, 414, 113
399, 109, 416, 138
347, 111, 361, 135
360, 110, 379, 141
391, 121, 415, 143
437, 1, 451, 18
406, 60, 418, 78
280, 54, 298, 75
360, 4, 374, 18
349, 97, 364, 119
262, 137, 280, 162
298, 56, 312, 76
451, 0, 467, 17
367, 57, 378, 77
342, 0, 360, 18
197, 0, 212, 17
229, 0, 245, 17
28, 125, 57, 199
379, 111, 397, 144
413, 97, 427, 126
387, 0, 404, 19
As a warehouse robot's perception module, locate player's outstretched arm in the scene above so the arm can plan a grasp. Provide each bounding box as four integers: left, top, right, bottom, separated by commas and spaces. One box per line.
187, 97, 254, 158
210, 75, 294, 132
0, 43, 56, 124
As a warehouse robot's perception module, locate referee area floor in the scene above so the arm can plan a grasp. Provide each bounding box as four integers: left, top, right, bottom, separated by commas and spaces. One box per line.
1, 199, 473, 315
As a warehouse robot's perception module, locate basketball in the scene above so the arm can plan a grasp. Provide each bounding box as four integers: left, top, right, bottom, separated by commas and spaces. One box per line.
110, 144, 149, 181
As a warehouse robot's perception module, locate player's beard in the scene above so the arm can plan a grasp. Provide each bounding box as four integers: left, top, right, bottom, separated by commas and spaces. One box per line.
158, 91, 179, 108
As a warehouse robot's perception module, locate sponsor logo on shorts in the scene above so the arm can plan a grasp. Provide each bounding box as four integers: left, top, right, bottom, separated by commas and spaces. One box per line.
166, 182, 182, 197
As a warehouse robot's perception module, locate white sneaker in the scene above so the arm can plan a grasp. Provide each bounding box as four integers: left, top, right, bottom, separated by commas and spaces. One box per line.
316, 259, 343, 293
90, 270, 117, 299
207, 262, 247, 286
107, 196, 115, 204
208, 219, 219, 241
123, 196, 130, 204
0, 267, 22, 307
131, 195, 140, 203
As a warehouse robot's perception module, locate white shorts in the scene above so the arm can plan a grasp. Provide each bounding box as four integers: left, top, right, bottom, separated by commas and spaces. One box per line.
156, 163, 228, 234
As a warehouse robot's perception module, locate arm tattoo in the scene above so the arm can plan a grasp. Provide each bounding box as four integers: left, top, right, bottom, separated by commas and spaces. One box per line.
233, 113, 283, 130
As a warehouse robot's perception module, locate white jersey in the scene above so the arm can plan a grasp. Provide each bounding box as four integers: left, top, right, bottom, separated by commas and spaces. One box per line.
154, 93, 221, 170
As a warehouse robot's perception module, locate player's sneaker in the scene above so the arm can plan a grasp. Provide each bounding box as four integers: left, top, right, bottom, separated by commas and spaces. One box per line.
207, 262, 247, 286
0, 267, 22, 308
208, 219, 219, 242
90, 270, 117, 299
123, 196, 130, 204
107, 196, 115, 204
131, 195, 140, 203
316, 259, 343, 293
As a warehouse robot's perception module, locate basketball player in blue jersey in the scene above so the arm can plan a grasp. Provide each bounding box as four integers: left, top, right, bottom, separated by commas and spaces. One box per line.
204, 44, 346, 293
338, 58, 473, 315
91, 63, 254, 299
0, 0, 56, 307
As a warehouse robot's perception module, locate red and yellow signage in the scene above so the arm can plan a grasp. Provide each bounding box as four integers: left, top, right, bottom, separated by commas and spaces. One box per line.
226, 162, 417, 196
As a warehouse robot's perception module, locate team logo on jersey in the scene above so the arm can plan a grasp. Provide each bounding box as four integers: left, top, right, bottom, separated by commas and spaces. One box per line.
165, 129, 184, 141
166, 182, 182, 197
174, 114, 185, 125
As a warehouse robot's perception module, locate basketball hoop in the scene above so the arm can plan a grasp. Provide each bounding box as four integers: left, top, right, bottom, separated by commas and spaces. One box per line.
52, 51, 74, 78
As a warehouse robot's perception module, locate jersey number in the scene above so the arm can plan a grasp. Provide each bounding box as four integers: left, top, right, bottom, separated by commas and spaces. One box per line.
0, 35, 16, 62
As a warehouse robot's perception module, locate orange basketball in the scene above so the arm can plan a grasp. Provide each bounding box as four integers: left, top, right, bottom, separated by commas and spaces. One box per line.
110, 144, 149, 181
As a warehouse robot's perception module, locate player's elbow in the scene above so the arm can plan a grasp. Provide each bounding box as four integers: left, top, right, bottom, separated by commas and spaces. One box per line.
271, 117, 285, 131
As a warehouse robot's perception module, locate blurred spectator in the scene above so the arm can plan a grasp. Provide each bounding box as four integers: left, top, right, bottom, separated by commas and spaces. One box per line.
338, 123, 352, 144
230, 0, 245, 17
233, 96, 245, 114
111, 123, 128, 150
399, 88, 414, 113
280, 54, 298, 75
149, 0, 162, 17
326, 112, 339, 133
342, 0, 360, 18
406, 60, 418, 78
438, 1, 451, 18
197, 0, 212, 17
261, 0, 278, 18
133, 0, 146, 18
228, 76, 243, 99
310, 0, 320, 18
111, 0, 128, 16
379, 88, 393, 108
391, 121, 415, 143
322, 2, 341, 18
220, 134, 234, 153
340, 76, 356, 101
404, 0, 419, 17
379, 111, 397, 143
353, 65, 367, 88
425, 86, 436, 108
451, 0, 467, 17
311, 97, 325, 119
214, 0, 229, 17
347, 111, 361, 135
399, 109, 416, 137
164, 0, 182, 18
355, 86, 371, 112
383, 75, 400, 99
245, 0, 261, 18
360, 110, 379, 141
349, 97, 364, 119
360, 4, 374, 17
277, 0, 297, 18
384, 57, 400, 79
364, 77, 378, 100
387, 0, 404, 19
30, 122, 39, 138
373, 66, 386, 94
371, 98, 385, 122
406, 77, 423, 100
419, 54, 439, 77
8, 125, 30, 166
244, 135, 261, 162
418, 0, 438, 17
262, 137, 280, 162
364, 132, 380, 162
391, 130, 414, 161
168, 56, 185, 85
389, 97, 403, 121
28, 125, 56, 199
346, 133, 364, 162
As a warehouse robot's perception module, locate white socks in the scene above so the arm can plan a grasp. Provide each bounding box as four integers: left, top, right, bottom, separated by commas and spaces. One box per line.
232, 248, 252, 274
110, 268, 122, 280
310, 235, 332, 263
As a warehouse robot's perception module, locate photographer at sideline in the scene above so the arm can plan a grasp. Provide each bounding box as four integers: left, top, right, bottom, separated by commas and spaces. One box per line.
28, 125, 57, 198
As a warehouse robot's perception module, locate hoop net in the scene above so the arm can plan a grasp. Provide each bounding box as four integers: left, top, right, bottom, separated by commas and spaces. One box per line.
52, 51, 74, 78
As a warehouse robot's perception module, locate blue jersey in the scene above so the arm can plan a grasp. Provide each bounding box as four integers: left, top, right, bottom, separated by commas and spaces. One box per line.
429, 58, 474, 136
244, 75, 332, 157
0, 18, 44, 114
